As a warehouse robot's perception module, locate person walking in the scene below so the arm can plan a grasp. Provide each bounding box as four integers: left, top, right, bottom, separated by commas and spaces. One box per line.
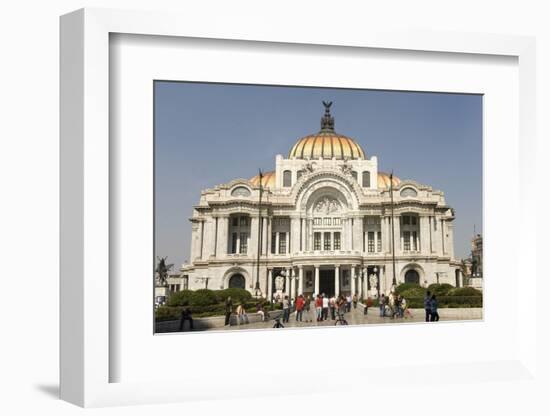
352, 293, 358, 309
322, 294, 329, 320
396, 295, 404, 318
379, 294, 386, 317
282, 296, 290, 323
424, 290, 432, 322
430, 294, 440, 322
305, 295, 312, 322
178, 307, 194, 331
388, 292, 396, 319
346, 294, 352, 312
295, 294, 305, 322
315, 295, 323, 322
329, 296, 336, 320
224, 296, 233, 326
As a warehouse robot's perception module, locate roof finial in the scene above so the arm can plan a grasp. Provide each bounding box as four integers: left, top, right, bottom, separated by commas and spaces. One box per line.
320, 101, 335, 132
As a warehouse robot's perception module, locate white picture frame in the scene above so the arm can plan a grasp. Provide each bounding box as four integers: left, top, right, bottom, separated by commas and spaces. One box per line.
60, 8, 538, 408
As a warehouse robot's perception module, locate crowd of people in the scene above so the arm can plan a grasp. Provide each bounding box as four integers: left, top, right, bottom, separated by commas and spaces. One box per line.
178, 289, 441, 331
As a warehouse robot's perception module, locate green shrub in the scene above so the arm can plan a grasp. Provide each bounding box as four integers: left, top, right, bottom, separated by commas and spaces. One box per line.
400, 287, 426, 299
190, 289, 219, 307
155, 306, 181, 321
215, 288, 252, 304
427, 283, 454, 296
448, 287, 482, 297
395, 283, 423, 294
167, 290, 194, 307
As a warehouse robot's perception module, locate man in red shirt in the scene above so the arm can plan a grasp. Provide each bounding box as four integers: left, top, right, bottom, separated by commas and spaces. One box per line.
295, 294, 305, 322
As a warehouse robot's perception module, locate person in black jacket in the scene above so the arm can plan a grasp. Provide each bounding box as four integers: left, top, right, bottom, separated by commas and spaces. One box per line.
424, 290, 432, 322
178, 307, 194, 331
224, 296, 233, 326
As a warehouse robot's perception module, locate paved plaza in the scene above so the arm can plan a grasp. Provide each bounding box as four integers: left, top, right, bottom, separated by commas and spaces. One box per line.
220, 307, 460, 331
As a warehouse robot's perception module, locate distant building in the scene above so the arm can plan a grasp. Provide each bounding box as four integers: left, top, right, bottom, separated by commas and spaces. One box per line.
178, 103, 463, 299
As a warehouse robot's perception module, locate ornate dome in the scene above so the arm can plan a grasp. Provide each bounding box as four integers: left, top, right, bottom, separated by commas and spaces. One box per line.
377, 172, 401, 189
288, 102, 365, 160
249, 170, 276, 188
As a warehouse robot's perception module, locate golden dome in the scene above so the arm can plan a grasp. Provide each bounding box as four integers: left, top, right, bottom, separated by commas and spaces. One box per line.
249, 171, 276, 188
289, 132, 365, 160
288, 101, 365, 160
377, 172, 401, 189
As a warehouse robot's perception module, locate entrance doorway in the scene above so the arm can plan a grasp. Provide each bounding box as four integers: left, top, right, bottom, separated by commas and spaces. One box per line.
319, 269, 335, 296
228, 274, 246, 289
404, 269, 420, 284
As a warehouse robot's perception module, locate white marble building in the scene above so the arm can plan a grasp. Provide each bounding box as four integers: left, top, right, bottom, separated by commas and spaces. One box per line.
179, 103, 462, 300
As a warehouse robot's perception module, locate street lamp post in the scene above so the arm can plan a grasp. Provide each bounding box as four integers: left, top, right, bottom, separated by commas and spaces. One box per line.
390, 171, 397, 286
255, 169, 263, 298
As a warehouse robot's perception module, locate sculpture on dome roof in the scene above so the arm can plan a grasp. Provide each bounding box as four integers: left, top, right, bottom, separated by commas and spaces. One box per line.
320, 101, 335, 132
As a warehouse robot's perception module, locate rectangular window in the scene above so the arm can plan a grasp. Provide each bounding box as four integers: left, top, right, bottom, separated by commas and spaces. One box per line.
333, 218, 341, 225
271, 232, 276, 254
231, 233, 238, 253
412, 231, 418, 251
404, 231, 411, 251
240, 232, 248, 253
232, 217, 239, 226
411, 216, 417, 226
377, 231, 382, 252
279, 232, 287, 254
403, 215, 410, 225
314, 232, 321, 250
324, 217, 331, 226
324, 232, 332, 250
314, 218, 322, 225
334, 232, 341, 250
368, 231, 375, 253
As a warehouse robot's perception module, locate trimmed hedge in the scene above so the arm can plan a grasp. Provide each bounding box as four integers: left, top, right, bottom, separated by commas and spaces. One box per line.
214, 288, 252, 304
448, 287, 482, 297
427, 283, 454, 296
167, 290, 194, 307
395, 283, 422, 294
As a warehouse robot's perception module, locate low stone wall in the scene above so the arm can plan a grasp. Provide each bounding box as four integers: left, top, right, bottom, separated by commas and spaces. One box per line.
156, 309, 283, 333
357, 303, 482, 320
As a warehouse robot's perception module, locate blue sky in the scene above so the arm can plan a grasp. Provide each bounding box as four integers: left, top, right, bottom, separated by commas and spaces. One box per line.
155, 81, 482, 270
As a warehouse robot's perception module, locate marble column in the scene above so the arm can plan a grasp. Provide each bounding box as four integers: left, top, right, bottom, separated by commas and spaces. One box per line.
215, 216, 228, 258
285, 268, 291, 297
290, 269, 297, 299
420, 216, 430, 255
335, 265, 340, 297
353, 216, 364, 252
250, 216, 259, 257
267, 268, 273, 301
291, 217, 300, 255
298, 266, 304, 295
314, 265, 320, 295
358, 270, 363, 299
351, 266, 356, 295
267, 218, 272, 254
262, 217, 268, 255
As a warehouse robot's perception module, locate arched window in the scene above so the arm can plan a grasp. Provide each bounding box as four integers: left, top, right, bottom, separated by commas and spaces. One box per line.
231, 186, 251, 197
228, 274, 246, 289
362, 171, 371, 188
400, 187, 418, 198
283, 170, 292, 187
404, 269, 420, 284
